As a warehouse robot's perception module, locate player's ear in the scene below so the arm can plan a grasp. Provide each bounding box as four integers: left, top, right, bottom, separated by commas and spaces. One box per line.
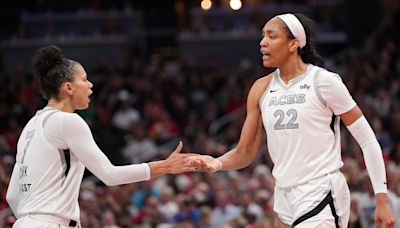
289, 39, 300, 52
61, 82, 73, 96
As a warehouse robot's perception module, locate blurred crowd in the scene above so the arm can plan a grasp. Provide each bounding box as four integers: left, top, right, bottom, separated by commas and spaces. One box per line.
1, 2, 400, 228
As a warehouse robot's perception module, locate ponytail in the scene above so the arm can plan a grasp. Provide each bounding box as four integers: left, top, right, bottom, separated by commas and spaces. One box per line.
294, 14, 325, 68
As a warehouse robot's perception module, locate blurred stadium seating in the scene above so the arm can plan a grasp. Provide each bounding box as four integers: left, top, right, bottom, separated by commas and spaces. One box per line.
0, 0, 399, 227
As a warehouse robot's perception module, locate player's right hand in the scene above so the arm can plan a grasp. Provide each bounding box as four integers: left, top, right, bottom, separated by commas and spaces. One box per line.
187, 155, 222, 172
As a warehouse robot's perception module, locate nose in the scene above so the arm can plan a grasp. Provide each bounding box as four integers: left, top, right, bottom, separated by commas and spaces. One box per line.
259, 36, 267, 47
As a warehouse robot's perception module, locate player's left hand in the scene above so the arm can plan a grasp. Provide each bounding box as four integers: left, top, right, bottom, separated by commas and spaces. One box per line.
374, 193, 396, 228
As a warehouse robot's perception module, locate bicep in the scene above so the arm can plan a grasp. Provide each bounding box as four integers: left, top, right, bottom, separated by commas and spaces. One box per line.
238, 108, 264, 147
61, 114, 150, 185
62, 115, 112, 172
236, 82, 265, 153
340, 105, 363, 126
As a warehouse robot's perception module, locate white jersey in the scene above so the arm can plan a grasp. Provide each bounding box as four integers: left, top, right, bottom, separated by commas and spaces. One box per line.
7, 107, 150, 222
259, 64, 356, 188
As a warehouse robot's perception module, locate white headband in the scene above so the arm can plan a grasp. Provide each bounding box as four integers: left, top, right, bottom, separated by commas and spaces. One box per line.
276, 13, 306, 49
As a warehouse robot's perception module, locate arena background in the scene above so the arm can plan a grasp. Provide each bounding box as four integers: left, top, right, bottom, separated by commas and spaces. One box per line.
0, 0, 399, 227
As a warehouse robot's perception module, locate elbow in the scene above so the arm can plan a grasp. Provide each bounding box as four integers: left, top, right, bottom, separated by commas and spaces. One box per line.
235, 146, 256, 168
99, 174, 119, 186
6, 191, 13, 204
102, 179, 114, 186
95, 167, 119, 186
6, 192, 17, 213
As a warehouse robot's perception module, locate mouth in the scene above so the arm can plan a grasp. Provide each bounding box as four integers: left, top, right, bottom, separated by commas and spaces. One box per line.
88, 90, 93, 101
260, 50, 271, 60
262, 54, 271, 61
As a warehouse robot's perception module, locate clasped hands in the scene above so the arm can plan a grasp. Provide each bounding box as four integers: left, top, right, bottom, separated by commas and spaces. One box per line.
165, 141, 222, 174
187, 154, 222, 172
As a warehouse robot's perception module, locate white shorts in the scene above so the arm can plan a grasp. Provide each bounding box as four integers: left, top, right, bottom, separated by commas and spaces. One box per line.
273, 171, 350, 227
13, 214, 80, 228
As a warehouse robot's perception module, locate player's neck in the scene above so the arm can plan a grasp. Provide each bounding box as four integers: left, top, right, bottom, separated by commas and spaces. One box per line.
47, 98, 74, 113
279, 58, 307, 84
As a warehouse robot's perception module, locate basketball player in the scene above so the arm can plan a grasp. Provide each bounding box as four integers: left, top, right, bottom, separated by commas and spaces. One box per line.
189, 13, 396, 227
6, 45, 196, 227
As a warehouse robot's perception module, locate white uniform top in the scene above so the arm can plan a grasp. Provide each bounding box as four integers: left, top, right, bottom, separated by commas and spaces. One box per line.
6, 107, 150, 222
259, 64, 356, 188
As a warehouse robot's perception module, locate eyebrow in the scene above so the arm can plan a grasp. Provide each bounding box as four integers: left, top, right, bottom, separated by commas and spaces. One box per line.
264, 28, 279, 33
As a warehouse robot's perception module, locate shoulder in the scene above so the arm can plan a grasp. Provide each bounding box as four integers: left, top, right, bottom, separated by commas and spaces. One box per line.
52, 111, 84, 120
315, 66, 343, 85
249, 73, 273, 97
254, 73, 273, 86
246, 73, 274, 109
50, 111, 88, 128
41, 111, 89, 144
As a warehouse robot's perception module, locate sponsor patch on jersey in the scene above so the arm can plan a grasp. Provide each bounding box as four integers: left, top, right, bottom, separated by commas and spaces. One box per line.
300, 84, 311, 90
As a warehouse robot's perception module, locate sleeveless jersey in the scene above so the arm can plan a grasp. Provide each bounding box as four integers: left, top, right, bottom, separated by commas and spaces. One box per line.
259, 64, 355, 188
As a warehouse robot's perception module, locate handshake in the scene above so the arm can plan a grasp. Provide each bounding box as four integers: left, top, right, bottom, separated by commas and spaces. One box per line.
157, 141, 223, 176
187, 154, 223, 173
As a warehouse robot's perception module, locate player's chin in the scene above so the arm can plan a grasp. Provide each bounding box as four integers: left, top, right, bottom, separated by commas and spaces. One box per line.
262, 60, 273, 68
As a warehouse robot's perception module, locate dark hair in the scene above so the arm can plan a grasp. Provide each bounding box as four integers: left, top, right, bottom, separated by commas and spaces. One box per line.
32, 45, 78, 100
281, 13, 325, 68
